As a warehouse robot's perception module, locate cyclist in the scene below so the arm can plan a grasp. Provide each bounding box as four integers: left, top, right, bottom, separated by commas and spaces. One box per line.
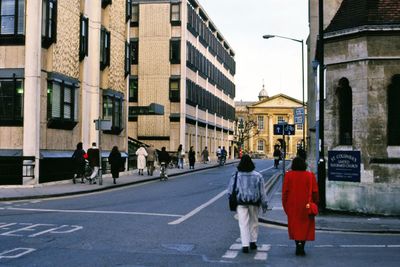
216, 146, 222, 164
157, 147, 170, 181
220, 146, 227, 166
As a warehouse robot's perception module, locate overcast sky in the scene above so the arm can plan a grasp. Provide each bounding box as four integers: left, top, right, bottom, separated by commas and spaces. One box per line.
198, 0, 309, 102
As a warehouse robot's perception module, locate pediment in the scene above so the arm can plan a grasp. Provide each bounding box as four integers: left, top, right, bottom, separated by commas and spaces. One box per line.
249, 94, 303, 108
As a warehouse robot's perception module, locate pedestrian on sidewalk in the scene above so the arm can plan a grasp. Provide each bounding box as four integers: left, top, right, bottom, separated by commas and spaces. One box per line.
136, 144, 148, 175
273, 146, 282, 169
282, 157, 319, 256
177, 144, 184, 169
201, 146, 209, 164
146, 144, 157, 176
227, 154, 268, 254
87, 142, 100, 184
108, 146, 122, 184
71, 142, 86, 183
188, 146, 195, 169
157, 147, 170, 180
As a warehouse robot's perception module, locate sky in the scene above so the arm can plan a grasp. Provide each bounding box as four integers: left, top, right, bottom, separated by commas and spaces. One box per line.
198, 0, 309, 102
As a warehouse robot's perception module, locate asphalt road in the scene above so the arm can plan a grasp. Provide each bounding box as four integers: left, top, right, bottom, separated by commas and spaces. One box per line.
0, 159, 399, 266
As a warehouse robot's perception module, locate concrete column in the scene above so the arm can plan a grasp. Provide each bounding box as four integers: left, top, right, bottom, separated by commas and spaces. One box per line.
23, 0, 42, 184
195, 105, 199, 157
82, 1, 101, 150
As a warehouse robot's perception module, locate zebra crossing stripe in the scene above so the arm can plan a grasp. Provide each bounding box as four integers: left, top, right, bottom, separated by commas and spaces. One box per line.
254, 252, 268, 260
229, 244, 242, 250
222, 250, 238, 259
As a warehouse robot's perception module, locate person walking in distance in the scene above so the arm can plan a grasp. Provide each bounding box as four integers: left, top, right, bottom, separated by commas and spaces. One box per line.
108, 146, 122, 184
136, 144, 148, 175
282, 157, 319, 256
146, 144, 157, 176
273, 146, 282, 169
71, 142, 86, 183
87, 142, 100, 184
177, 144, 184, 169
227, 154, 268, 253
188, 146, 196, 169
201, 146, 209, 164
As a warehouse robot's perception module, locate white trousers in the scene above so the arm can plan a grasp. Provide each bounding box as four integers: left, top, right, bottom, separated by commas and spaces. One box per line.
237, 205, 259, 247
90, 166, 99, 179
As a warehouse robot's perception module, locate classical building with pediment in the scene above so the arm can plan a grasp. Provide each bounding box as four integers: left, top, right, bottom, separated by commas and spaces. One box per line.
235, 85, 307, 159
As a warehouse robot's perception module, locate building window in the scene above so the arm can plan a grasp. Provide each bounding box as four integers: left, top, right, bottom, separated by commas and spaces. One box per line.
100, 27, 110, 70
0, 0, 25, 44
277, 116, 285, 124
47, 79, 78, 130
125, 42, 131, 76
257, 140, 264, 152
131, 4, 139, 26
170, 39, 180, 64
169, 78, 180, 102
296, 124, 303, 130
42, 0, 57, 48
170, 3, 180, 25
79, 14, 89, 61
257, 115, 264, 130
103, 91, 124, 135
388, 74, 400, 146
126, 0, 131, 22
337, 77, 352, 145
131, 39, 138, 64
101, 0, 112, 9
129, 77, 138, 102
0, 77, 23, 126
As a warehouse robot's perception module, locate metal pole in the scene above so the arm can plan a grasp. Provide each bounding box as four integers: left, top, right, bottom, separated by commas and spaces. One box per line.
98, 116, 102, 184
317, 0, 326, 210
301, 40, 305, 151
282, 126, 286, 178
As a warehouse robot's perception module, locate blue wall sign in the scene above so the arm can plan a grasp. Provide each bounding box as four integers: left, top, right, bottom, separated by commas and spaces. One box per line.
328, 151, 361, 182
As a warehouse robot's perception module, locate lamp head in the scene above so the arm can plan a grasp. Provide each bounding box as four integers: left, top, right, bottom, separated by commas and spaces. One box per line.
263, 35, 275, 39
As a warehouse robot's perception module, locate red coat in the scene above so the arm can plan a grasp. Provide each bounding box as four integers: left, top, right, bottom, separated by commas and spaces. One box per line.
282, 170, 319, 241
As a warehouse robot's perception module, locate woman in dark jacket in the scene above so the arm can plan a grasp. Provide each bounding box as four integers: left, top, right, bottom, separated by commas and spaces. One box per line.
188, 146, 196, 169
72, 142, 86, 184
108, 146, 122, 184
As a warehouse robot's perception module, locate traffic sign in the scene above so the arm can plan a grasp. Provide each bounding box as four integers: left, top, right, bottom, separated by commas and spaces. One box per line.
294, 107, 304, 125
274, 124, 296, 135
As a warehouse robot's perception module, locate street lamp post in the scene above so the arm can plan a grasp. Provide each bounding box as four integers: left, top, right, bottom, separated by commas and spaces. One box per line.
262, 34, 306, 151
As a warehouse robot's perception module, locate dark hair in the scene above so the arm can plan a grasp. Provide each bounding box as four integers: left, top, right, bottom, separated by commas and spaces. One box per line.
161, 147, 166, 151
76, 142, 83, 150
111, 146, 119, 153
291, 157, 307, 171
92, 142, 97, 146
237, 154, 255, 172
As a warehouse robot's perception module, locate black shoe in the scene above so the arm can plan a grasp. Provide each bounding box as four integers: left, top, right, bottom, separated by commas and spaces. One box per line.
250, 242, 257, 250
242, 247, 249, 253
113, 179, 116, 184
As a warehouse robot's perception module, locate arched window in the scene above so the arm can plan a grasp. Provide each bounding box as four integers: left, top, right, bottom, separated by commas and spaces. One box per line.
388, 74, 400, 145
337, 78, 352, 145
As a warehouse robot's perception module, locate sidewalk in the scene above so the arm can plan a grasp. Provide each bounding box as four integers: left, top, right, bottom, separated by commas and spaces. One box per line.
0, 160, 238, 201
259, 176, 400, 234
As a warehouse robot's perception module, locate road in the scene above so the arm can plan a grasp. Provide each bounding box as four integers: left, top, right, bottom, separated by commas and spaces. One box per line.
0, 159, 399, 266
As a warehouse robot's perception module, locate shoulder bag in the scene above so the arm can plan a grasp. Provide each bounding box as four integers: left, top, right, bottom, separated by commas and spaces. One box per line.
229, 172, 239, 211
306, 173, 318, 216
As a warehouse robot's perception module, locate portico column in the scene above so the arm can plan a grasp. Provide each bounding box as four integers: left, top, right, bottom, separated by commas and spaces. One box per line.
23, 0, 42, 184
268, 115, 274, 157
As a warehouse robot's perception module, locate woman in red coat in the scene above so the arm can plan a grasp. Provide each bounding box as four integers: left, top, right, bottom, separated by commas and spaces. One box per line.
282, 157, 319, 256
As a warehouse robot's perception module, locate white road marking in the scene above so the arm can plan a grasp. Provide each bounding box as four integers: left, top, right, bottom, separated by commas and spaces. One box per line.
258, 244, 271, 252
29, 225, 83, 237
387, 245, 400, 248
222, 250, 238, 259
340, 245, 386, 248
6, 207, 181, 218
254, 252, 268, 260
259, 166, 274, 173
168, 190, 227, 225
315, 245, 334, 248
0, 248, 36, 259
229, 244, 242, 250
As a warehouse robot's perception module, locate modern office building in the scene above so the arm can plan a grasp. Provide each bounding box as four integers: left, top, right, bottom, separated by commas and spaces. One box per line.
0, 0, 130, 184
308, 0, 400, 215
128, 0, 236, 160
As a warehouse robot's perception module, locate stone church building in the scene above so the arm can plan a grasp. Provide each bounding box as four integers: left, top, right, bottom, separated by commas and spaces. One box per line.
308, 0, 400, 215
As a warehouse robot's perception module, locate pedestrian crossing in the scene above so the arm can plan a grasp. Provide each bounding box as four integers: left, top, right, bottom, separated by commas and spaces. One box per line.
222, 238, 271, 261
